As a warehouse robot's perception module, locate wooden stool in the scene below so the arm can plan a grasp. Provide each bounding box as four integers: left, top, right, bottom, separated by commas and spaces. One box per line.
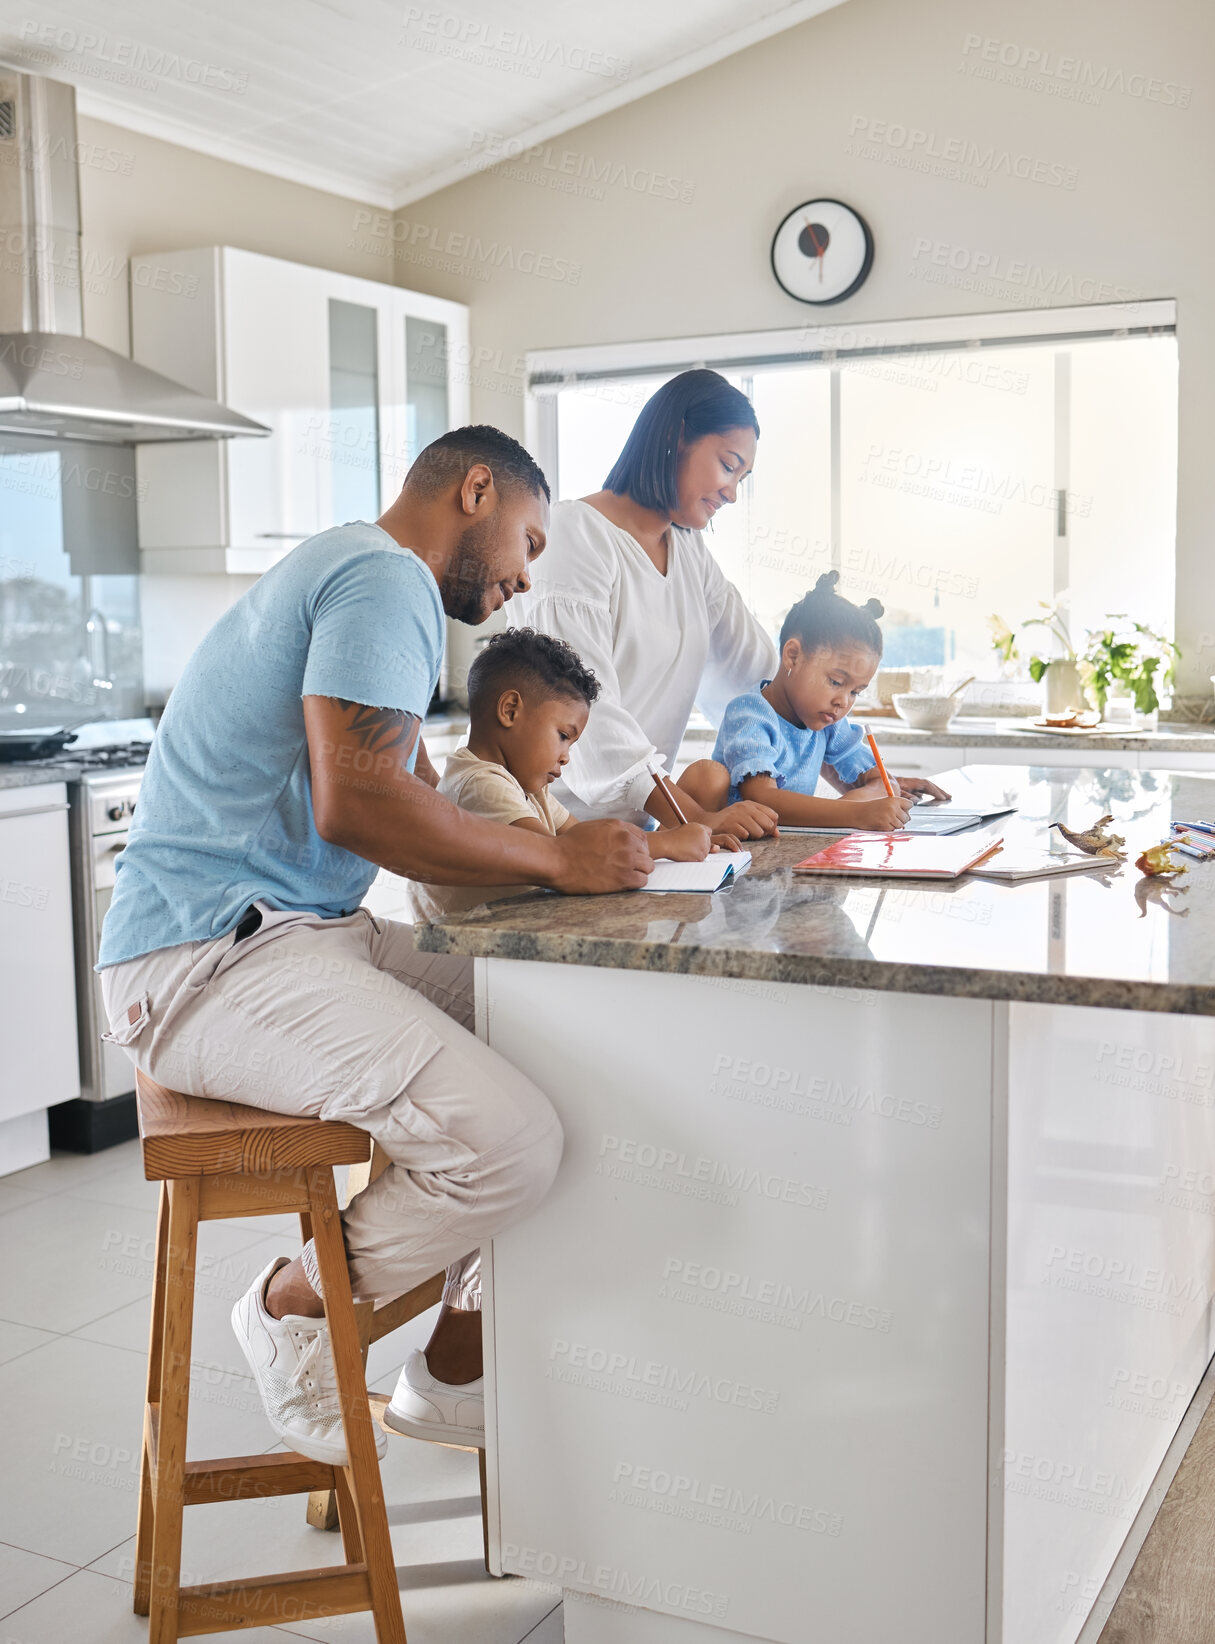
134, 1070, 408, 1642
306, 1143, 491, 1572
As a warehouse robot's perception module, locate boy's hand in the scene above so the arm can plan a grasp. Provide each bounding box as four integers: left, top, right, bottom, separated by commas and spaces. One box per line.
549, 820, 653, 893
649, 823, 713, 862
703, 800, 780, 840
851, 791, 914, 830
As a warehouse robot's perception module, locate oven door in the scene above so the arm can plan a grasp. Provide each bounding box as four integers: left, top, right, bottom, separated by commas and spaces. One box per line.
87, 824, 136, 1101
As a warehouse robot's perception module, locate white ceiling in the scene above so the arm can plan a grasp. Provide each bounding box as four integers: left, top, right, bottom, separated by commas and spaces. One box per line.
0, 0, 848, 208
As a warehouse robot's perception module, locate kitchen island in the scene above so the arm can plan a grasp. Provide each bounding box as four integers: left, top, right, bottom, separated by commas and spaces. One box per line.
416, 764, 1215, 1644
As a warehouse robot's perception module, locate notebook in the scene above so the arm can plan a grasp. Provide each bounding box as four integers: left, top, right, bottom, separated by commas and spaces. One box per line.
777, 802, 1015, 837
901, 802, 1017, 835
968, 848, 1115, 882
793, 833, 1002, 880
640, 853, 752, 892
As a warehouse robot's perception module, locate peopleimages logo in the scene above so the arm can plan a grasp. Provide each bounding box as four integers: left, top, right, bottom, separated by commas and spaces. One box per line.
548, 1337, 781, 1415
597, 1133, 829, 1210
611, 1461, 844, 1538
959, 34, 1190, 107
660, 1255, 892, 1333
350, 209, 581, 284
501, 1544, 729, 1618
847, 114, 1078, 190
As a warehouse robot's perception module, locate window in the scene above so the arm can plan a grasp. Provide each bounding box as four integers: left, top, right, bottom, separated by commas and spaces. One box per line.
0, 441, 143, 731
533, 304, 1177, 685
404, 316, 450, 464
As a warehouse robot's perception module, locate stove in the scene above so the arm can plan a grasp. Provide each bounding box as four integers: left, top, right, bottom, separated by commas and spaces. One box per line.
34, 721, 159, 1111
36, 742, 152, 774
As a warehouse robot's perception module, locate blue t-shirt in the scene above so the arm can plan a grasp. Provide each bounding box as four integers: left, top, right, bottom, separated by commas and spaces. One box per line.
712, 685, 874, 803
98, 523, 444, 967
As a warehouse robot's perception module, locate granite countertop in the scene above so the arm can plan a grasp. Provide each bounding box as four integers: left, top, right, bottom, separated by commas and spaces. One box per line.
676, 715, 1215, 755
0, 762, 84, 791
859, 716, 1215, 753
416, 763, 1215, 1017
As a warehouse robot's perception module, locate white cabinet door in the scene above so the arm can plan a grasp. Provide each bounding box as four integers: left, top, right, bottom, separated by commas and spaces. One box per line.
222, 250, 328, 557
0, 787, 78, 1123
134, 247, 470, 573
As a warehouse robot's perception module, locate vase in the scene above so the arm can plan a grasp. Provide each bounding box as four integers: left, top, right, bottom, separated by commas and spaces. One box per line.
1043, 660, 1084, 717
1103, 685, 1134, 726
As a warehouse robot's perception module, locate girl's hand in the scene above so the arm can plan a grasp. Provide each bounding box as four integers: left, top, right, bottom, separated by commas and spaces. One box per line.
850, 791, 914, 831
649, 822, 713, 862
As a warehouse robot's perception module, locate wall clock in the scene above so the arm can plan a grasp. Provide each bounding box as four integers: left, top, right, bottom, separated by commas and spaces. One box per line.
770, 199, 874, 305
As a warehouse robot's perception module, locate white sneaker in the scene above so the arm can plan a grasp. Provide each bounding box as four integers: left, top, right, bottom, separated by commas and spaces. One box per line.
384, 1349, 485, 1447
231, 1257, 386, 1466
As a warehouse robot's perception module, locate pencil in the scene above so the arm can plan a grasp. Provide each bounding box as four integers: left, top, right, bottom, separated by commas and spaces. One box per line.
650, 764, 690, 826
865, 728, 895, 798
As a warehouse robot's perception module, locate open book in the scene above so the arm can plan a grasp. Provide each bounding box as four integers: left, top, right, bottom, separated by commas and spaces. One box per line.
901, 802, 1017, 835
639, 853, 752, 892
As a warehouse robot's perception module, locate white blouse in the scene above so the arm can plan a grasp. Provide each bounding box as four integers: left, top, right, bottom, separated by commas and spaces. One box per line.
510, 498, 776, 824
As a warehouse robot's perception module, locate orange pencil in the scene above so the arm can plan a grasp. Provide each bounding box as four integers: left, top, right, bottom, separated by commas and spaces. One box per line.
865, 728, 895, 798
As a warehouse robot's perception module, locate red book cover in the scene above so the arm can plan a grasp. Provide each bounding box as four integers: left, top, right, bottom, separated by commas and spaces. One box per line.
793, 832, 1004, 880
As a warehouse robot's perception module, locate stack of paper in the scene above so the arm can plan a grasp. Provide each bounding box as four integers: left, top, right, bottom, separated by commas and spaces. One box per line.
639, 853, 752, 893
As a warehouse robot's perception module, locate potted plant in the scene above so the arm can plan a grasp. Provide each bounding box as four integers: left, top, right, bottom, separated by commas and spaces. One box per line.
989, 603, 1085, 716
1082, 619, 1179, 732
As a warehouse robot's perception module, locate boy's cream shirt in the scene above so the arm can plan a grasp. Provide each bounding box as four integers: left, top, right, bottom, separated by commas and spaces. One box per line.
405, 745, 571, 922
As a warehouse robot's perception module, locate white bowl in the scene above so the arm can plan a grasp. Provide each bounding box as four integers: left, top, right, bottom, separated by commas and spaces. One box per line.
891, 692, 960, 732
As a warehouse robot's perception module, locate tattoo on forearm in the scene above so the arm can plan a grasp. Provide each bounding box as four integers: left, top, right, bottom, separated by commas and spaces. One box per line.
334, 700, 423, 759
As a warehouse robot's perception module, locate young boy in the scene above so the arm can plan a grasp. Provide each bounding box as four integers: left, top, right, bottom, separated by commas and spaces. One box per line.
407, 627, 712, 921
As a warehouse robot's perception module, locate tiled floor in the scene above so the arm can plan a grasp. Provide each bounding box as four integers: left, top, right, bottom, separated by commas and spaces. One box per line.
0, 1140, 564, 1643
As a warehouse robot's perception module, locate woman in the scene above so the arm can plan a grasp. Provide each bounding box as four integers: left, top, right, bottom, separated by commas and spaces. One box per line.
510, 368, 782, 838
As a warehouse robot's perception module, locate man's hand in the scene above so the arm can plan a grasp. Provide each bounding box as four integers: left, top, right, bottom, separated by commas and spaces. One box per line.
549, 820, 653, 894
702, 800, 780, 840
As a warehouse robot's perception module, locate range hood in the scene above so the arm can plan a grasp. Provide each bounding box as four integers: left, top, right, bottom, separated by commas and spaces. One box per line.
0, 72, 268, 445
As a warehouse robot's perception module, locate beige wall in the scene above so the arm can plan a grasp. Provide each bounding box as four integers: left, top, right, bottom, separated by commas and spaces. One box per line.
74, 116, 384, 697
77, 113, 384, 356
396, 0, 1215, 692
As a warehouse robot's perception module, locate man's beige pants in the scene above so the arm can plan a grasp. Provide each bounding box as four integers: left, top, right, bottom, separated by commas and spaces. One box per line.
101, 904, 559, 1303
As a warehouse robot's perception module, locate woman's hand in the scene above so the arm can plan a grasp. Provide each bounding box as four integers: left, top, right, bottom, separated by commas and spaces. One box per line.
710, 831, 743, 853
649, 823, 713, 862
853, 767, 952, 804
702, 799, 780, 840
895, 773, 952, 802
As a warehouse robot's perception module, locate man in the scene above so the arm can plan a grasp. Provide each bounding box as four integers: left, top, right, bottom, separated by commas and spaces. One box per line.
98, 425, 655, 1464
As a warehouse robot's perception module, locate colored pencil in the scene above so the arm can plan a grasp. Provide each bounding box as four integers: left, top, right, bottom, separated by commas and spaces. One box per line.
865, 728, 895, 798
650, 765, 690, 826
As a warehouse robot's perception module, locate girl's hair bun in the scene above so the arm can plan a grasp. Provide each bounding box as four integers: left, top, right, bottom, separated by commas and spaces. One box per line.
779, 570, 885, 660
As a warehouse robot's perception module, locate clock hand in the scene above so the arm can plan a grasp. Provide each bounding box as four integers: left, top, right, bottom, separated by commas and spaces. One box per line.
802, 220, 827, 259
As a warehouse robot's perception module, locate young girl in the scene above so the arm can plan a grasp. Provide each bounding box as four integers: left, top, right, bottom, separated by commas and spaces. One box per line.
679, 572, 950, 830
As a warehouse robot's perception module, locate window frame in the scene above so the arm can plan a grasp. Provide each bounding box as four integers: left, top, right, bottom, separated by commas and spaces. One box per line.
524, 298, 1175, 493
